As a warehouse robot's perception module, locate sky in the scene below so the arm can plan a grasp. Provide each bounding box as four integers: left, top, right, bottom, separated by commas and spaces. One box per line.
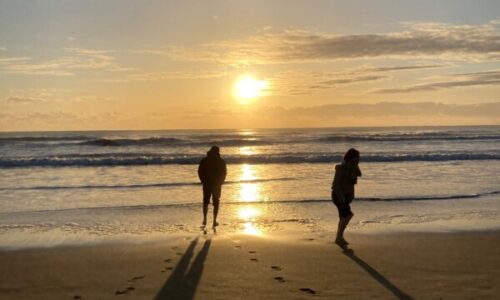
1, 0, 499, 131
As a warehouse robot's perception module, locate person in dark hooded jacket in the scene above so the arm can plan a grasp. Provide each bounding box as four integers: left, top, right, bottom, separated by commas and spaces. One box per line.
198, 146, 227, 227
331, 148, 362, 247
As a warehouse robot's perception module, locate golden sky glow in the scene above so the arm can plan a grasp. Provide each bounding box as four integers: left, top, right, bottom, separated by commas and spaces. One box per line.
0, 1, 499, 130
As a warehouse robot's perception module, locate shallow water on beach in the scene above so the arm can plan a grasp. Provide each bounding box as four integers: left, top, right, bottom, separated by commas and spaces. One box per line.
1, 126, 499, 249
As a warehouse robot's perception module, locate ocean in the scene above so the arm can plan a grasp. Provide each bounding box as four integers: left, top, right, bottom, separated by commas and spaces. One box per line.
1, 126, 499, 249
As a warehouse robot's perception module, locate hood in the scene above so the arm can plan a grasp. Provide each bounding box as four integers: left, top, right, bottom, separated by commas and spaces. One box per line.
207, 149, 220, 158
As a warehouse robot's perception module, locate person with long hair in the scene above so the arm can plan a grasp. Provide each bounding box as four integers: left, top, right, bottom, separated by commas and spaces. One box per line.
331, 148, 362, 247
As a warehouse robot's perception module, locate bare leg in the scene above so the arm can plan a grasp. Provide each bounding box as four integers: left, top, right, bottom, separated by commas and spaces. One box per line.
202, 203, 208, 226
212, 200, 220, 227
336, 213, 353, 245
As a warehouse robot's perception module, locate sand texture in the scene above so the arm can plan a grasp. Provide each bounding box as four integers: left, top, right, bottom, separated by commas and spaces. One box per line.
1, 232, 499, 299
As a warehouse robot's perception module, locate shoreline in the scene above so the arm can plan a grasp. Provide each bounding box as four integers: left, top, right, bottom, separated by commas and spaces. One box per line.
1, 230, 499, 299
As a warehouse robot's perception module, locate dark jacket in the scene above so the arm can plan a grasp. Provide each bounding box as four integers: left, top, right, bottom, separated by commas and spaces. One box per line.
331, 161, 362, 203
198, 150, 227, 187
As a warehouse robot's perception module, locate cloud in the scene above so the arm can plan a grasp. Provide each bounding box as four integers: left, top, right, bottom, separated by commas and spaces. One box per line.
0, 57, 31, 64
269, 71, 388, 95
0, 48, 120, 76
1, 89, 70, 103
285, 101, 500, 119
108, 70, 229, 82
361, 64, 447, 73
267, 64, 445, 96
373, 70, 500, 93
0, 110, 128, 131
1, 89, 114, 104
4, 96, 43, 103
183, 101, 500, 120
0, 46, 7, 52
174, 101, 500, 128
161, 20, 500, 65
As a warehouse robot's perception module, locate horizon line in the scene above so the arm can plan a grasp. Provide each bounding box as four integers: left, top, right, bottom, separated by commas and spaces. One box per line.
1, 124, 500, 134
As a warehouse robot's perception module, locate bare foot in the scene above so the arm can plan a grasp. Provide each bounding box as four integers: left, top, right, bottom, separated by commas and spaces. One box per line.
335, 238, 348, 247
213, 221, 219, 228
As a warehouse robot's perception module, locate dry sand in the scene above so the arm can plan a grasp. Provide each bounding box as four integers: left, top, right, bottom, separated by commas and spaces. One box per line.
1, 231, 499, 299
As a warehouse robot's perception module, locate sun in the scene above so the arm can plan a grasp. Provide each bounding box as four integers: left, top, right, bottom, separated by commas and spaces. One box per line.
233, 75, 269, 104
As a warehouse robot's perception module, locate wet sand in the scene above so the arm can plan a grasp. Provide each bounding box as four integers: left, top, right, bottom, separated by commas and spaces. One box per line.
1, 232, 499, 299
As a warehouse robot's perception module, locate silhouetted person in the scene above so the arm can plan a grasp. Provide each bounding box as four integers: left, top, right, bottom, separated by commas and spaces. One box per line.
198, 146, 227, 228
332, 148, 362, 247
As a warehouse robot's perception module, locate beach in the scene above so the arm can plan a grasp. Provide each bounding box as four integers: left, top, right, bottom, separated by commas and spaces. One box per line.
2, 0, 500, 298
1, 231, 499, 300
1, 127, 500, 299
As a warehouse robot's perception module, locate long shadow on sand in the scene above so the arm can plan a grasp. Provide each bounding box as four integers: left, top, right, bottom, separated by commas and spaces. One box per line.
155, 237, 211, 300
342, 248, 413, 300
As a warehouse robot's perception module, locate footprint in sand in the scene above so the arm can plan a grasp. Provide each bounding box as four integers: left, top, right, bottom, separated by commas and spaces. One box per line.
176, 252, 183, 256
299, 288, 316, 295
161, 266, 173, 273
274, 276, 286, 283
164, 258, 172, 263
73, 296, 81, 300
271, 265, 282, 271
115, 287, 135, 296
248, 250, 257, 254
234, 245, 242, 249
129, 275, 145, 282
250, 258, 259, 262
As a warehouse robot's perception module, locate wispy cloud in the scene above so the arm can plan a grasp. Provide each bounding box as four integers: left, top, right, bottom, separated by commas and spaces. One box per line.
0, 48, 122, 76
160, 20, 500, 65
1, 89, 71, 103
373, 70, 500, 93
0, 57, 31, 64
361, 64, 448, 73
108, 70, 229, 82
268, 71, 386, 96
268, 64, 445, 96
1, 89, 115, 104
284, 101, 500, 119
175, 101, 500, 127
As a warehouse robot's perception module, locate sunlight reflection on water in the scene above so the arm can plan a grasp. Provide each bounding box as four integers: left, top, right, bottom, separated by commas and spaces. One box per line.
237, 163, 264, 235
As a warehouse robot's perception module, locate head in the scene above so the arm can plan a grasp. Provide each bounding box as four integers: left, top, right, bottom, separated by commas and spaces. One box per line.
207, 145, 220, 157
343, 148, 360, 164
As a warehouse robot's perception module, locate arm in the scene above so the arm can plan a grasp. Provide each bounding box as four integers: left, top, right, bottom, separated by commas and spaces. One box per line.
220, 160, 227, 184
198, 160, 205, 183
333, 188, 347, 203
356, 165, 362, 177
332, 166, 347, 203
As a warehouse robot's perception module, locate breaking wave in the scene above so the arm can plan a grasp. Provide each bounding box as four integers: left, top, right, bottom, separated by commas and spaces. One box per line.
1, 152, 499, 168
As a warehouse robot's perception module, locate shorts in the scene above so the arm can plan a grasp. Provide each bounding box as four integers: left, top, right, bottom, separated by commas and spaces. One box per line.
203, 184, 221, 205
332, 191, 352, 218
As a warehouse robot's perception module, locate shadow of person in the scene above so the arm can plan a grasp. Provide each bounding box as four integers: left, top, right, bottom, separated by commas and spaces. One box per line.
341, 247, 413, 300
155, 237, 212, 300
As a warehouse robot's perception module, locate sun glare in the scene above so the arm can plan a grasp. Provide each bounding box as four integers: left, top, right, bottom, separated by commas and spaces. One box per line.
234, 75, 269, 103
